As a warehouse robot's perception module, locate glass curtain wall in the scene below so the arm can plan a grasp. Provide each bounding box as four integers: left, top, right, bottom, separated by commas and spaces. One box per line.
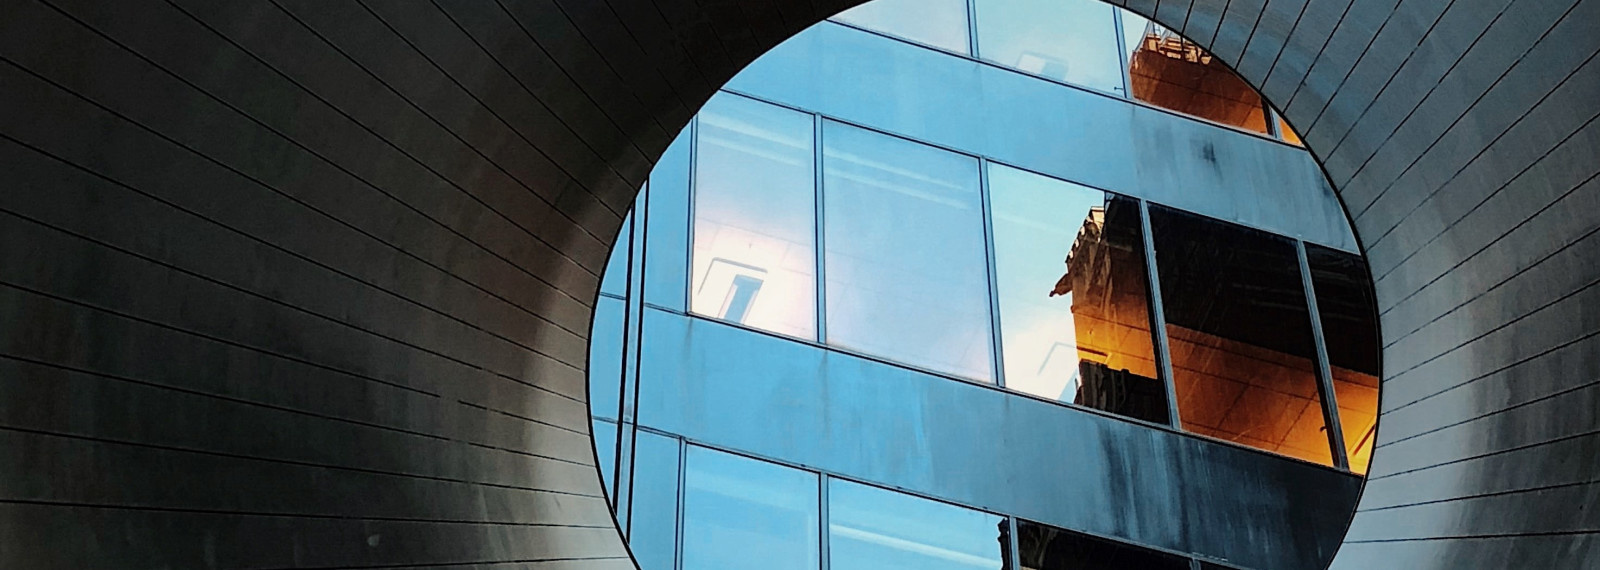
642, 90, 1374, 468
832, 0, 1302, 143
638, 443, 1245, 570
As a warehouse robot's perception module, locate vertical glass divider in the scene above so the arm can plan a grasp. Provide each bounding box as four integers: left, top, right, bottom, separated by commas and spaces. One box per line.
978, 159, 1007, 387
966, 0, 980, 57
611, 211, 635, 512
1112, 8, 1133, 98
617, 184, 649, 535
1190, 558, 1204, 570
1266, 107, 1284, 140
1007, 517, 1021, 570
673, 437, 688, 570
683, 117, 699, 313
819, 473, 831, 570
625, 183, 655, 536
1138, 200, 1182, 429
1297, 240, 1351, 471
814, 115, 828, 343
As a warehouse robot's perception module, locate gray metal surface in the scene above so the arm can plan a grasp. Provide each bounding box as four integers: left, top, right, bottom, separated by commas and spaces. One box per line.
724, 21, 1358, 253
633, 308, 1358, 569
0, 0, 1595, 567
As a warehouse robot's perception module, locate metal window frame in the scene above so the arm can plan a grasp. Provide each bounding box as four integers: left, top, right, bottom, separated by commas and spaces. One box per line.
814, 115, 829, 343
965, 0, 980, 57
979, 159, 1007, 387
819, 473, 833, 570
1297, 239, 1352, 471
1112, 7, 1134, 97
1138, 199, 1183, 429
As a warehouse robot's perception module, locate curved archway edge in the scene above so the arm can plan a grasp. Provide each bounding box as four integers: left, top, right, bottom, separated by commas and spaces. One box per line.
0, 0, 1594, 567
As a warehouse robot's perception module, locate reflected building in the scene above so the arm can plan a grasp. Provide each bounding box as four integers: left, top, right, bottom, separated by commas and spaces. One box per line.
591, 1, 1380, 569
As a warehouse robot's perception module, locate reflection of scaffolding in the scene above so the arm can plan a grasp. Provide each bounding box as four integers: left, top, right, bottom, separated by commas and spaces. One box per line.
1075, 361, 1169, 425
1140, 26, 1213, 65
1127, 22, 1266, 131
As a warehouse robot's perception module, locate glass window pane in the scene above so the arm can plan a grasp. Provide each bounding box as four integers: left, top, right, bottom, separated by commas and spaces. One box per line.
588, 295, 626, 421
630, 431, 683, 570
1149, 206, 1334, 466
1017, 520, 1189, 570
1121, 10, 1270, 134
1307, 244, 1381, 475
593, 419, 618, 504
1275, 110, 1303, 146
600, 211, 632, 297
828, 479, 1006, 570
646, 125, 694, 311
989, 165, 1166, 423
832, 0, 972, 55
691, 93, 818, 340
682, 446, 820, 570
975, 0, 1125, 94
822, 121, 993, 382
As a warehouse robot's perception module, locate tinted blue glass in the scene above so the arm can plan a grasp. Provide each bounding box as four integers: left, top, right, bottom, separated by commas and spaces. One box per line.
832, 0, 972, 55
593, 419, 618, 503
828, 479, 1005, 570
681, 446, 820, 570
630, 430, 682, 570
588, 295, 625, 421
691, 93, 818, 340
646, 125, 692, 311
725, 23, 1359, 253
600, 212, 632, 297
822, 121, 994, 382
988, 165, 1164, 423
974, 0, 1124, 93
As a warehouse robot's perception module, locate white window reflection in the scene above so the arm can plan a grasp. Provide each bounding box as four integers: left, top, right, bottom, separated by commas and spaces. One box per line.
691, 93, 818, 340
828, 479, 1006, 570
681, 446, 820, 570
822, 122, 994, 382
832, 0, 972, 55
975, 0, 1125, 94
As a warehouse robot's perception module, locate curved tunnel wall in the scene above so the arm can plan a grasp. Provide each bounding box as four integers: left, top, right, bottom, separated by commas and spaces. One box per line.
0, 0, 1595, 568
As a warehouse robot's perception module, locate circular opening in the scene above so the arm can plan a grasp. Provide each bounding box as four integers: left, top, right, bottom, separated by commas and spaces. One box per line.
588, 1, 1380, 568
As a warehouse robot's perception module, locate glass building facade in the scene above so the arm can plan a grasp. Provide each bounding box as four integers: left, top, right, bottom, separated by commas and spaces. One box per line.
591, 1, 1379, 569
